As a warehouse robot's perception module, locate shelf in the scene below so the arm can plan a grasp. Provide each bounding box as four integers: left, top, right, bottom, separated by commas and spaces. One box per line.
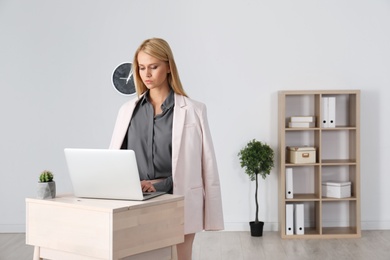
285, 127, 356, 131
321, 159, 356, 165
285, 160, 356, 166
279, 90, 361, 239
321, 127, 357, 131
285, 128, 320, 131
285, 163, 319, 166
322, 227, 359, 235
286, 193, 319, 201
284, 229, 360, 239
321, 196, 357, 201
284, 227, 320, 238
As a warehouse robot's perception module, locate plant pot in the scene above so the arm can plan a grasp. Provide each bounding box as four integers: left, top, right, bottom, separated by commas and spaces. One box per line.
249, 221, 264, 237
37, 181, 56, 199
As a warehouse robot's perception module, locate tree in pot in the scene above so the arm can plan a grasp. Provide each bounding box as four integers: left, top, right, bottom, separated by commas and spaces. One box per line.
37, 170, 56, 199
238, 139, 274, 237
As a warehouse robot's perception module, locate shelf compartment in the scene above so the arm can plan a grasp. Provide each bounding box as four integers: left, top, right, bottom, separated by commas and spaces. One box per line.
285, 130, 320, 165
284, 94, 320, 129
321, 165, 358, 198
321, 201, 359, 235
283, 201, 321, 238
321, 130, 357, 161
285, 130, 320, 148
321, 93, 358, 128
286, 166, 320, 199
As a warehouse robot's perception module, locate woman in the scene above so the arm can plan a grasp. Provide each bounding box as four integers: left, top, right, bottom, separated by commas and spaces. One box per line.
109, 38, 224, 259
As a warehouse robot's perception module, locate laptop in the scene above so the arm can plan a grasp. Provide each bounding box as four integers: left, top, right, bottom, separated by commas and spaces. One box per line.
64, 148, 166, 201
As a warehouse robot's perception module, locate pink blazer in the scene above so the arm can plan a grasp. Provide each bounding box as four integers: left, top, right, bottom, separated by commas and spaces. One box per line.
109, 93, 224, 234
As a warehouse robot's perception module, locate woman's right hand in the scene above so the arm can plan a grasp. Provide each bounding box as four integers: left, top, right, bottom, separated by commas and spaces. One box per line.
140, 180, 156, 192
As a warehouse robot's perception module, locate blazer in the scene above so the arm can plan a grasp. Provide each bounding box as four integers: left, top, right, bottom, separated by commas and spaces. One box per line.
109, 93, 224, 234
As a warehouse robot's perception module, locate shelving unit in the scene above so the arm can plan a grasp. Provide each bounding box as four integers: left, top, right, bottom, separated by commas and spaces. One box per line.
278, 90, 361, 239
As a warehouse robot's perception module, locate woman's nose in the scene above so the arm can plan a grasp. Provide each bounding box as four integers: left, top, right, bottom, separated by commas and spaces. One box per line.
146, 69, 151, 77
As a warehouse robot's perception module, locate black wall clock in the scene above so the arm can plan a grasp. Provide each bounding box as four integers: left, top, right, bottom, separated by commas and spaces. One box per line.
112, 62, 136, 95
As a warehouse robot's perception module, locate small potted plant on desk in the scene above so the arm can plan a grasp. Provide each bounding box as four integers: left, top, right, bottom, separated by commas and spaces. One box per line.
238, 139, 274, 237
37, 170, 56, 199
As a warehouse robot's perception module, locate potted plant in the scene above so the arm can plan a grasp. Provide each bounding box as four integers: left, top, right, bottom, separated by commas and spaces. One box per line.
238, 139, 274, 237
37, 170, 56, 199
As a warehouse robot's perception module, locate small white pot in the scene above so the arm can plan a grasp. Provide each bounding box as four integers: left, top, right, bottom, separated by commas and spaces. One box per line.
37, 181, 56, 199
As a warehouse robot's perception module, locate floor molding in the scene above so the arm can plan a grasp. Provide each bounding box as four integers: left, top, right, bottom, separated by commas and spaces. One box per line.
1, 221, 390, 233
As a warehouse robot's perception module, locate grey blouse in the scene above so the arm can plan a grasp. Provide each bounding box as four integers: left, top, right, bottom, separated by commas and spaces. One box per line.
126, 90, 174, 193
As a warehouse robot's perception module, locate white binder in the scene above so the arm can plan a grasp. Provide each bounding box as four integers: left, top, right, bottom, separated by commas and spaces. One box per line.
286, 168, 293, 199
321, 97, 329, 128
294, 204, 305, 235
286, 204, 294, 235
328, 96, 336, 128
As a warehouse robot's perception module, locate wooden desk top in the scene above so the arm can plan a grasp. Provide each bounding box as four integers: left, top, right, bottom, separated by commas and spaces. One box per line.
26, 193, 184, 213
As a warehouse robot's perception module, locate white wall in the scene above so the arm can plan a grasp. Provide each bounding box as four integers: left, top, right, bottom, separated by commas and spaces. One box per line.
1, 0, 389, 232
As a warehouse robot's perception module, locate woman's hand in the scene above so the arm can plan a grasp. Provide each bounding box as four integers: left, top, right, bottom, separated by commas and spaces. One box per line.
141, 180, 156, 192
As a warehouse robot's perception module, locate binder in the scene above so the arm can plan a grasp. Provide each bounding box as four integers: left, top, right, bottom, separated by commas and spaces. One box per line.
286, 168, 293, 199
286, 204, 294, 235
294, 204, 305, 235
321, 97, 329, 128
328, 97, 336, 128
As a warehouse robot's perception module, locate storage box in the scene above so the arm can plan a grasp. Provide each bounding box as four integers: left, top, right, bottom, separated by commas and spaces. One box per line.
287, 146, 316, 164
322, 181, 351, 198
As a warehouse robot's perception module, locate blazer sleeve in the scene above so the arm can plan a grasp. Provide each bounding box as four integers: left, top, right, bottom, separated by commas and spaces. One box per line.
199, 104, 225, 231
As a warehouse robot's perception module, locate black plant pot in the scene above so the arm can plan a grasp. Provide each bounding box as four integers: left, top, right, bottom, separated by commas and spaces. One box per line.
249, 221, 264, 237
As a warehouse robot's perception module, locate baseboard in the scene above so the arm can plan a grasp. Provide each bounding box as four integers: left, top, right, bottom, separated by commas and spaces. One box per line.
223, 222, 279, 232
361, 221, 390, 230
0, 224, 25, 233
1, 221, 390, 233
223, 221, 390, 232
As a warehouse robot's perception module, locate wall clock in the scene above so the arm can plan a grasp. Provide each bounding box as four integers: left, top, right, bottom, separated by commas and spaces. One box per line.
112, 62, 136, 95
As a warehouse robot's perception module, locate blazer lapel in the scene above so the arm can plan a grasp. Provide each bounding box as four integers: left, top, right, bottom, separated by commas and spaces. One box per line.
171, 94, 187, 177
110, 95, 143, 149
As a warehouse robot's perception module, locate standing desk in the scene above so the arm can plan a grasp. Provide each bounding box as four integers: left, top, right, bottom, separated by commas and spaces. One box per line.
26, 194, 184, 260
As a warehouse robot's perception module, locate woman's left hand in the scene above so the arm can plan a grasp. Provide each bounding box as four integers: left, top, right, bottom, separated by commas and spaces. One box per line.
141, 180, 156, 192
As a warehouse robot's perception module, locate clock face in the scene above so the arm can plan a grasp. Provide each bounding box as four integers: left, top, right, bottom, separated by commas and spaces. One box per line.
112, 62, 136, 95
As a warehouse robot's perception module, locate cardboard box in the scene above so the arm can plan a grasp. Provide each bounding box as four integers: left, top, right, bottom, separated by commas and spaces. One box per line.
287, 147, 316, 164
288, 122, 315, 128
290, 116, 316, 123
322, 181, 351, 198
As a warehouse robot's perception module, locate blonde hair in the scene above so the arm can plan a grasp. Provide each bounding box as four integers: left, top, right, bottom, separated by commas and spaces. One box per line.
132, 38, 188, 97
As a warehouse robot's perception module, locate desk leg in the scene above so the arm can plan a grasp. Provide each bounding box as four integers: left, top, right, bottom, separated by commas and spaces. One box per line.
33, 246, 42, 260
171, 245, 178, 260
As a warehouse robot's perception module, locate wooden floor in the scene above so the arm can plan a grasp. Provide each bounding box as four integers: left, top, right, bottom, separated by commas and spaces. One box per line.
2, 230, 390, 260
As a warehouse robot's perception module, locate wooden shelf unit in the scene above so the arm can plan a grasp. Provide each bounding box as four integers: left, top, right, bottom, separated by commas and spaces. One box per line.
278, 90, 361, 239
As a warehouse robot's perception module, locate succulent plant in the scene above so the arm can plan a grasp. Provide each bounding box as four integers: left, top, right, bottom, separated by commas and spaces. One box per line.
39, 170, 54, 182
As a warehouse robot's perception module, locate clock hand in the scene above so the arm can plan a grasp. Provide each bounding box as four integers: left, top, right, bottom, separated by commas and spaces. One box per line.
126, 68, 133, 84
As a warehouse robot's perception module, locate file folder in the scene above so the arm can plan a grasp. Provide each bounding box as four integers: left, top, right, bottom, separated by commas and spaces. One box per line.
286, 204, 294, 235
321, 97, 329, 128
286, 168, 293, 199
294, 204, 305, 235
328, 96, 336, 128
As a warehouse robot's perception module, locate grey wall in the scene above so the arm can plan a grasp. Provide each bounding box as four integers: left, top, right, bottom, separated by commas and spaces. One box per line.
1, 0, 389, 232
